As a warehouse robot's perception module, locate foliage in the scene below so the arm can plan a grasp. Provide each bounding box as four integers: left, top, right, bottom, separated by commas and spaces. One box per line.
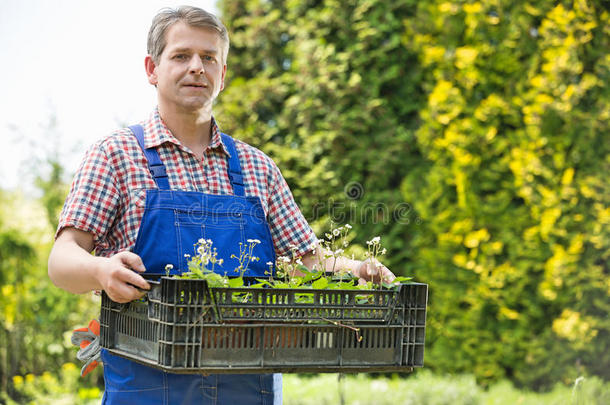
0, 182, 99, 400
217, 0, 424, 247
217, 0, 609, 389
34, 159, 69, 231
281, 371, 610, 405
177, 227, 411, 292
402, 0, 609, 389
3, 362, 101, 405
5, 369, 609, 405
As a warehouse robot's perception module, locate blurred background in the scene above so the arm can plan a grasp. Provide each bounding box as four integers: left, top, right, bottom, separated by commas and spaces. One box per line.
1, 0, 608, 403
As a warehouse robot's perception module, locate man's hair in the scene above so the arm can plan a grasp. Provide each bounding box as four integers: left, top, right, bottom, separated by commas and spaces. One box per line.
147, 6, 229, 64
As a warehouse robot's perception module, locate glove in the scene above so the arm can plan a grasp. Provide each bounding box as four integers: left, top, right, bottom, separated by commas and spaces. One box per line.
71, 319, 101, 377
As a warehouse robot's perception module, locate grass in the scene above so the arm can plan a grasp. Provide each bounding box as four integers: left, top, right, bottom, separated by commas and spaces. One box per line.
282, 371, 610, 405
4, 365, 608, 404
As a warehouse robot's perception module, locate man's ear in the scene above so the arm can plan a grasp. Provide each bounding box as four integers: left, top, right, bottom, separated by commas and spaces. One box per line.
219, 64, 227, 91
144, 55, 158, 86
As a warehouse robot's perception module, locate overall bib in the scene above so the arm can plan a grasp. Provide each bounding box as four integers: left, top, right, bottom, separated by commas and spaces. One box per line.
100, 125, 281, 404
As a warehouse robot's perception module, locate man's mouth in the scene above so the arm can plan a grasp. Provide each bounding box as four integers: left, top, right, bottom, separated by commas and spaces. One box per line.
183, 83, 207, 88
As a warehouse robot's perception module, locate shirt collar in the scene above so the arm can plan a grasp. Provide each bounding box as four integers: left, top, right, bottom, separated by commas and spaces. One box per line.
143, 107, 230, 157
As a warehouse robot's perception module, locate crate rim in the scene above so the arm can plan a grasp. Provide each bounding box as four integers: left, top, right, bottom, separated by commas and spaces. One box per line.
146, 276, 428, 292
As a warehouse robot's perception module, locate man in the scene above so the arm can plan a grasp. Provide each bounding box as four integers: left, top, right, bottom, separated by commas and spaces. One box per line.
48, 6, 393, 404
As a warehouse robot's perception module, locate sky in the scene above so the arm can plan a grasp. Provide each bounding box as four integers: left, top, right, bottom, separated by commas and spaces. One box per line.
0, 0, 218, 190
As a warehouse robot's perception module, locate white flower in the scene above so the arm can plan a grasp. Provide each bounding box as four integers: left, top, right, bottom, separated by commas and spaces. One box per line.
332, 229, 340, 236
247, 238, 261, 244
279, 256, 291, 263
296, 258, 303, 265
381, 248, 387, 255
368, 236, 381, 244
334, 249, 344, 255
266, 261, 273, 266
198, 238, 205, 244
345, 224, 352, 229
165, 264, 174, 270
218, 259, 224, 265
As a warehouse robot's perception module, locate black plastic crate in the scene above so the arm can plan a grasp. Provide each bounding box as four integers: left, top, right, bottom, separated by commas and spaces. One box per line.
100, 277, 427, 373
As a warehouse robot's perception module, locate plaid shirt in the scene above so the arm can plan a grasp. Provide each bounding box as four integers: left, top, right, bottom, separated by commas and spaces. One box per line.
57, 108, 316, 259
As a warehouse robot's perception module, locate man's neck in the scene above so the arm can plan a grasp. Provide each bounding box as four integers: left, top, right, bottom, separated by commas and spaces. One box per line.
158, 104, 213, 159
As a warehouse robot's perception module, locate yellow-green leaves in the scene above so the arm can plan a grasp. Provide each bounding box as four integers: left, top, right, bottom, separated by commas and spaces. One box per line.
552, 309, 599, 348
400, 0, 609, 388
217, 0, 609, 389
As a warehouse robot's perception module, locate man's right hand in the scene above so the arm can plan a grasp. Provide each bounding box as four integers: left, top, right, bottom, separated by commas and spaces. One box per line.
96, 251, 150, 303
48, 227, 150, 303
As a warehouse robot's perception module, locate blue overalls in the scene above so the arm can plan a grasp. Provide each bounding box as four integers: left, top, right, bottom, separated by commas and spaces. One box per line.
100, 125, 281, 404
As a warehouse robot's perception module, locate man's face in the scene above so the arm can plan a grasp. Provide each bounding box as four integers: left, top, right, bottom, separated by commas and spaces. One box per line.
146, 21, 226, 114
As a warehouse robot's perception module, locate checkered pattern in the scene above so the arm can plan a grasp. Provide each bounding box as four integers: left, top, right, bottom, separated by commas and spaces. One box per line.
57, 108, 316, 258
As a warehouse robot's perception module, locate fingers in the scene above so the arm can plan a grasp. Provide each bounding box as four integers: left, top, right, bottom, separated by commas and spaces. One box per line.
104, 274, 147, 303
98, 252, 150, 303
117, 251, 146, 273
380, 266, 396, 283
357, 259, 396, 285
120, 267, 150, 291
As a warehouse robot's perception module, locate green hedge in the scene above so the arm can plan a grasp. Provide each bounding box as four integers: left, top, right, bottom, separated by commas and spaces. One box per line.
217, 0, 609, 389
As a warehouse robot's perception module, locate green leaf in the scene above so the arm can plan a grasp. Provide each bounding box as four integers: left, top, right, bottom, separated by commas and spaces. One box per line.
248, 283, 265, 288
273, 282, 290, 289
254, 278, 273, 287
228, 277, 244, 288
301, 270, 324, 284
312, 277, 329, 290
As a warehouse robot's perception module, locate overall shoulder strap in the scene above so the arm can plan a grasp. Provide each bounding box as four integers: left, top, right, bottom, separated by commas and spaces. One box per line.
220, 133, 245, 197
128, 125, 170, 190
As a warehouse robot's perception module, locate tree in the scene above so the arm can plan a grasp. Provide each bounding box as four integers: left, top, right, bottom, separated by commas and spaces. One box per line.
0, 124, 100, 400
403, 0, 609, 388
216, 0, 609, 389
218, 0, 424, 265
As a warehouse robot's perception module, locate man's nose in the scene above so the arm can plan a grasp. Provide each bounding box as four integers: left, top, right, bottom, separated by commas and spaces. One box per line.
188, 55, 204, 74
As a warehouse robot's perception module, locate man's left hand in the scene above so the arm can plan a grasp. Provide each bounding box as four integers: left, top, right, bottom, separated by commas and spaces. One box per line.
353, 258, 395, 285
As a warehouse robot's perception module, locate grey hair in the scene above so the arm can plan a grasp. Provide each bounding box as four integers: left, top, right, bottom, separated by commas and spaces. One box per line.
147, 6, 229, 64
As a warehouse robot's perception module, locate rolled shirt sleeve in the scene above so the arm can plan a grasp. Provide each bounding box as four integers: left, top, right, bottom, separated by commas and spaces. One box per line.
56, 142, 121, 251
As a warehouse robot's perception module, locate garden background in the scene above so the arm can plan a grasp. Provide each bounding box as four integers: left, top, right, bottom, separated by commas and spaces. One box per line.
1, 0, 608, 403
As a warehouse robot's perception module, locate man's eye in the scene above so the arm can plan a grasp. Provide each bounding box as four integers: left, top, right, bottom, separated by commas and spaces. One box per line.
174, 54, 187, 60
202, 55, 215, 63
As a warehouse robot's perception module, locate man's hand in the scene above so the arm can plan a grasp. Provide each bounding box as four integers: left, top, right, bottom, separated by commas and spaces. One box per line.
352, 258, 396, 285
96, 251, 149, 303
302, 245, 396, 286
48, 227, 149, 303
